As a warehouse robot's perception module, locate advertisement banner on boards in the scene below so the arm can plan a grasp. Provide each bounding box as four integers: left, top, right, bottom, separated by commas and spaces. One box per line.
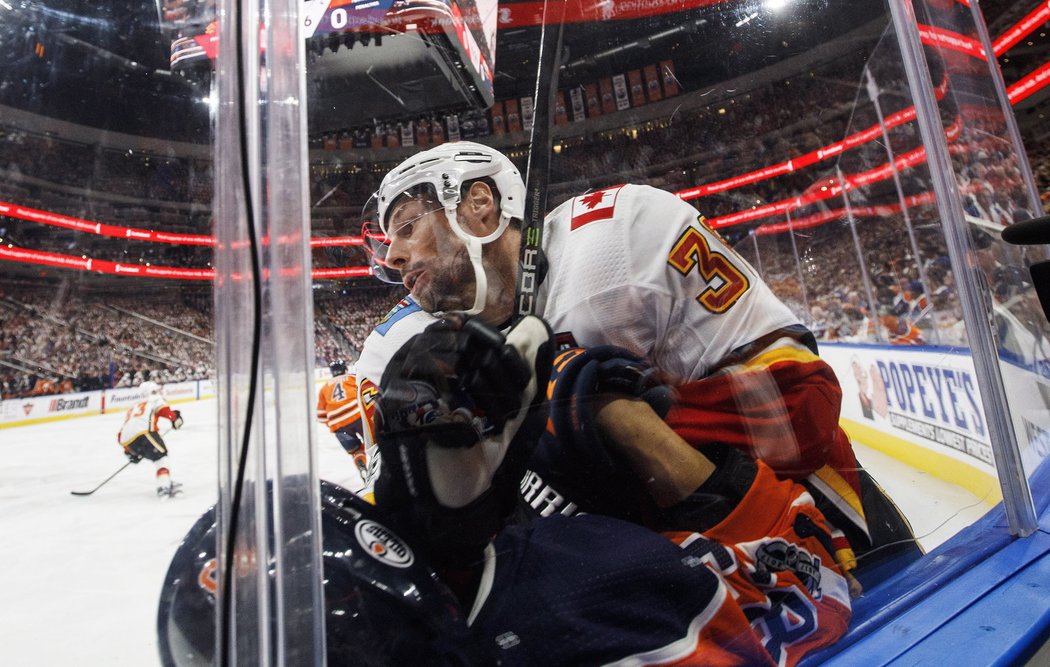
161, 382, 198, 403
198, 379, 215, 399
1, 390, 102, 426
822, 342, 1050, 480
820, 340, 1050, 473
2, 379, 217, 428
820, 343, 996, 470
105, 386, 149, 412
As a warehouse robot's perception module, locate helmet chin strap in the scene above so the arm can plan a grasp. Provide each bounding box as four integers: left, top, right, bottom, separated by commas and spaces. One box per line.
439, 207, 510, 317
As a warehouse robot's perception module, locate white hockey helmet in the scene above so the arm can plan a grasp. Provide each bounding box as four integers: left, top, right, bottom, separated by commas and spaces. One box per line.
374, 141, 525, 315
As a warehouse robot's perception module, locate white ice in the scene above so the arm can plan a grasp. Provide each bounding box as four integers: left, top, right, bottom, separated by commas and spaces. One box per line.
0, 399, 996, 665
0, 397, 364, 666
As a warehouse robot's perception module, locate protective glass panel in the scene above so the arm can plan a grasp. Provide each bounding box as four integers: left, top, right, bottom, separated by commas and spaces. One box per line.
5, 0, 1047, 664
211, 0, 325, 663
905, 0, 1049, 505
304, 0, 957, 662
0, 0, 328, 664
296, 0, 1042, 663
0, 1, 218, 664
771, 15, 1010, 541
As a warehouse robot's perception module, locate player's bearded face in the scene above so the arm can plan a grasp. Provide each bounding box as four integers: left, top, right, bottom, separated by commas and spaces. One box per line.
386, 197, 478, 313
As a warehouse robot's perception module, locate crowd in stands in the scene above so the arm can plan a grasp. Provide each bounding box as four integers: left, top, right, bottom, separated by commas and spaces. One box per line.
0, 280, 406, 400
545, 68, 866, 214
0, 286, 214, 398
743, 196, 1050, 369
314, 285, 407, 361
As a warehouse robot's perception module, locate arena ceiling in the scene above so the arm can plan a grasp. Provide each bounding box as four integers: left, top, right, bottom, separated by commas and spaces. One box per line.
0, 0, 890, 140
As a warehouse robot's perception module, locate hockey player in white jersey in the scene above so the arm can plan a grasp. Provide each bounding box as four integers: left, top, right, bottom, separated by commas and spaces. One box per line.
360, 141, 919, 588
117, 381, 184, 497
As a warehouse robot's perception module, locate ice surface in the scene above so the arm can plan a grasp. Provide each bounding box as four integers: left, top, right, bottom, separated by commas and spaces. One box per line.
0, 397, 364, 666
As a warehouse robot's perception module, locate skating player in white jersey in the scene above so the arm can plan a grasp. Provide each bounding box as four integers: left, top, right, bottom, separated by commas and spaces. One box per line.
359, 141, 919, 588
118, 381, 184, 497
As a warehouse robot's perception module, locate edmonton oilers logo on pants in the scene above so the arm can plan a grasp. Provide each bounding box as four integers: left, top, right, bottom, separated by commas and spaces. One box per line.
355, 520, 414, 568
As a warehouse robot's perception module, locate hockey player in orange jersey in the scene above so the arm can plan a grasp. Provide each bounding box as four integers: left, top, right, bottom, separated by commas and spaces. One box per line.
317, 360, 368, 482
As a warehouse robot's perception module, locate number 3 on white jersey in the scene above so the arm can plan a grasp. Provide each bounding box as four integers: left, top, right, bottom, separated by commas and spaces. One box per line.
667, 220, 750, 313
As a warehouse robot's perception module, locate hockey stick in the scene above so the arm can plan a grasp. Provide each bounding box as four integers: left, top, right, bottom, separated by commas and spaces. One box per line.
71, 461, 133, 496
70, 425, 176, 496
514, 0, 567, 321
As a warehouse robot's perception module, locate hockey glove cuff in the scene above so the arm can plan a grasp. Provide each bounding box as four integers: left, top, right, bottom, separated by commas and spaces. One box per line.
660, 443, 757, 532
172, 410, 184, 430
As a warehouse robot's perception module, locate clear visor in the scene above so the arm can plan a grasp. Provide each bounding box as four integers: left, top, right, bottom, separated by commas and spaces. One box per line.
361, 185, 446, 285
360, 192, 401, 285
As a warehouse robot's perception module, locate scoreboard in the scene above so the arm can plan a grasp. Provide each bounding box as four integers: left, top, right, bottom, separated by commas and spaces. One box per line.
168, 0, 497, 125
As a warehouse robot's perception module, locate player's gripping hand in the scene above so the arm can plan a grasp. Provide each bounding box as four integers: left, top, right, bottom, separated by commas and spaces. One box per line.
373, 315, 554, 566
376, 315, 554, 507
125, 449, 143, 464
544, 345, 674, 472
171, 410, 184, 430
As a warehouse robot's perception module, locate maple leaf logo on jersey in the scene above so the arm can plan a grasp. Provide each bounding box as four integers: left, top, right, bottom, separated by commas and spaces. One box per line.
580, 191, 607, 209
571, 185, 624, 230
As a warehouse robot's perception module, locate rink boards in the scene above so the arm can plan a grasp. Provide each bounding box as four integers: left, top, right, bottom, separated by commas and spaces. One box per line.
0, 370, 341, 429
0, 379, 215, 428
821, 341, 1050, 504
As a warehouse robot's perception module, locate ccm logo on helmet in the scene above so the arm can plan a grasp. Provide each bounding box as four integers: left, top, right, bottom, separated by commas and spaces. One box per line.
355, 520, 415, 568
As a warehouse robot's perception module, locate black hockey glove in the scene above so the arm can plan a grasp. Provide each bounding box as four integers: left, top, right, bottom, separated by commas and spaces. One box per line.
125, 449, 143, 464
544, 345, 674, 472
171, 411, 184, 430
373, 315, 554, 568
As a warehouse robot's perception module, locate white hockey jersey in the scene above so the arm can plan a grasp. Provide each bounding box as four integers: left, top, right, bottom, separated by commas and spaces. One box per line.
355, 185, 892, 580
358, 184, 800, 389
118, 394, 174, 446
355, 184, 804, 485
536, 184, 799, 382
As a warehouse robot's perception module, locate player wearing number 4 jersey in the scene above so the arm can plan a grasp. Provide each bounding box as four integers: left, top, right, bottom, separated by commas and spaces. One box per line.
118, 381, 184, 497
360, 141, 919, 590
316, 360, 369, 484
